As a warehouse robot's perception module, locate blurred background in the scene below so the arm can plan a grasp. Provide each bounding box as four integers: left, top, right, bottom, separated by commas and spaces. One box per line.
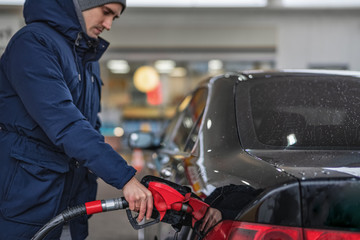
1, 0, 360, 239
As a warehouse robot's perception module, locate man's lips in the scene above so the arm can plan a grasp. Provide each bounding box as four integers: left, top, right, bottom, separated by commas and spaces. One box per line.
94, 27, 103, 35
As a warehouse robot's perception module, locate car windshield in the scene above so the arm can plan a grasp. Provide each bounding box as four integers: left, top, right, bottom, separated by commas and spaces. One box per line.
238, 75, 360, 149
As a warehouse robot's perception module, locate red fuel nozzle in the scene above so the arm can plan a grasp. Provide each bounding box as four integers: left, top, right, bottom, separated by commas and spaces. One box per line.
85, 197, 129, 215
147, 181, 209, 227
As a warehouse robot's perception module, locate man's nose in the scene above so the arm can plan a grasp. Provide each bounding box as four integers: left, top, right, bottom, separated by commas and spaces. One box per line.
103, 18, 113, 31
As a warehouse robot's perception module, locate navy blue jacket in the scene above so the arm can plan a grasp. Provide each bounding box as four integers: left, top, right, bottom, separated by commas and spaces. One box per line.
0, 0, 136, 239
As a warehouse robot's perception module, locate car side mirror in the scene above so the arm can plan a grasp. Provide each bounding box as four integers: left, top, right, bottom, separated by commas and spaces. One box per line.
128, 131, 160, 150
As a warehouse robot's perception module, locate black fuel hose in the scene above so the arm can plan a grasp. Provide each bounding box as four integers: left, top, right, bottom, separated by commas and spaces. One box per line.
31, 197, 128, 240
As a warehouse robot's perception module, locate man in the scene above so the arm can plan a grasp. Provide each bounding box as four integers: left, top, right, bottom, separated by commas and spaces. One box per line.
0, 0, 153, 239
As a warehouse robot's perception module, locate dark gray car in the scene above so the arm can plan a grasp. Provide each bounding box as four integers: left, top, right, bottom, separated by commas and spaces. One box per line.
129, 70, 360, 240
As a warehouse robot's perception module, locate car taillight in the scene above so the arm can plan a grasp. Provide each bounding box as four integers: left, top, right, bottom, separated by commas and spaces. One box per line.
204, 220, 360, 240
205, 221, 302, 240
304, 229, 360, 240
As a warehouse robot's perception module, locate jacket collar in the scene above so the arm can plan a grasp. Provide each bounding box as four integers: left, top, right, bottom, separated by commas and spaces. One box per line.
74, 32, 109, 62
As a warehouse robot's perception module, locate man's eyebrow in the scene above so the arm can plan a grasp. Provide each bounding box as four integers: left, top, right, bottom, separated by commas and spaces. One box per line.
103, 6, 120, 18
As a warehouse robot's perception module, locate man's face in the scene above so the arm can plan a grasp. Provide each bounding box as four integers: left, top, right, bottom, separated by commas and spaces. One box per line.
82, 3, 123, 39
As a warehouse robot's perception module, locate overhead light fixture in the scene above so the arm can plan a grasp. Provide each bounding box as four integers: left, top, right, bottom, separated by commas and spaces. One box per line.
154, 60, 176, 74
193, 0, 266, 7
128, 0, 266, 7
170, 67, 187, 78
0, 0, 24, 4
208, 59, 223, 72
283, 0, 360, 7
128, 0, 192, 7
107, 60, 130, 74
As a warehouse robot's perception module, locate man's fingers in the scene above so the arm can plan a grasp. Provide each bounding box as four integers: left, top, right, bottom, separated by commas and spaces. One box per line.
200, 211, 211, 231
122, 177, 154, 222
146, 195, 153, 220
202, 220, 210, 232
204, 219, 214, 233
137, 199, 147, 222
128, 200, 135, 211
135, 202, 140, 211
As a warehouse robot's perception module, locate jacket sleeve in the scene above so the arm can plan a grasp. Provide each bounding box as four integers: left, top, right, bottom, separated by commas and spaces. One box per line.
4, 30, 136, 190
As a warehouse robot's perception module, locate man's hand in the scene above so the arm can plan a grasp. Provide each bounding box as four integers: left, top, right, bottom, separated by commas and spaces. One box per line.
122, 176, 153, 222
200, 208, 222, 233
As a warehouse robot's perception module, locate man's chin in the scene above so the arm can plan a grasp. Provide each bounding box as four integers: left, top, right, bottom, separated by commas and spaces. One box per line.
87, 33, 99, 39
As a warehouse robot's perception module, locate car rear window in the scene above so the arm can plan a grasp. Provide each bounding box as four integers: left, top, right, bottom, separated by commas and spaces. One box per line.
247, 76, 360, 149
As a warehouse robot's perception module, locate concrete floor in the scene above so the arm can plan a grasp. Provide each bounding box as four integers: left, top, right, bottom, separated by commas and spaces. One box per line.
87, 178, 139, 240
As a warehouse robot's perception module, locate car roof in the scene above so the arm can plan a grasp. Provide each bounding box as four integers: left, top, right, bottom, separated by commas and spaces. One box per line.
240, 69, 360, 79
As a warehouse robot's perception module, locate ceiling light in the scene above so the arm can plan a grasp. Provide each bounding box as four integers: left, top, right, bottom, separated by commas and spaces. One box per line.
208, 59, 223, 71
0, 0, 24, 4
127, 0, 266, 7
283, 0, 360, 7
107, 60, 130, 74
170, 67, 187, 77
193, 0, 266, 7
128, 0, 192, 7
154, 60, 176, 74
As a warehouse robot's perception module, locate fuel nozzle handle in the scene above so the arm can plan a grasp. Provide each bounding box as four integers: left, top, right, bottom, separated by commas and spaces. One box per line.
85, 197, 128, 215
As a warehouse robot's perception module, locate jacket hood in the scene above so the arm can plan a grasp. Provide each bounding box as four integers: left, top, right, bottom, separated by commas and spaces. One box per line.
23, 0, 84, 42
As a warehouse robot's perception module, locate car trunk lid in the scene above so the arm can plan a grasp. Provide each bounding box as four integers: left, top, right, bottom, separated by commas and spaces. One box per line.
301, 179, 360, 231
